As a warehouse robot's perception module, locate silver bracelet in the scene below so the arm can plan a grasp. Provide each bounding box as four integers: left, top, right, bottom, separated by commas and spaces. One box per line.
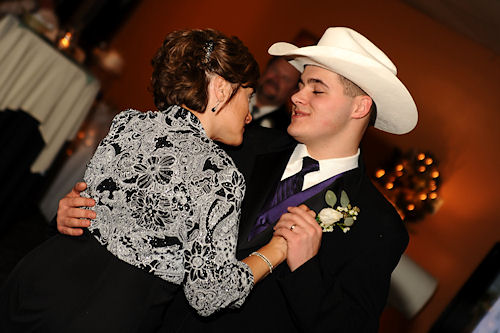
250, 251, 273, 274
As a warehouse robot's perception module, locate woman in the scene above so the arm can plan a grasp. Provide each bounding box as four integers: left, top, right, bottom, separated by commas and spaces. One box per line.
0, 29, 286, 332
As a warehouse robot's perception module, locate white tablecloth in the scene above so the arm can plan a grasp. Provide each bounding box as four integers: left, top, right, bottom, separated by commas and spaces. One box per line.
0, 15, 100, 173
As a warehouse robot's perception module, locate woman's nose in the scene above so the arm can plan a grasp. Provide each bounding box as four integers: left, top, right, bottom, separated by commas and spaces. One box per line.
245, 112, 252, 124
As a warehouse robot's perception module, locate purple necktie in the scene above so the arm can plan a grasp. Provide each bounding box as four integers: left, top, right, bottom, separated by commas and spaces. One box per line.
270, 156, 319, 208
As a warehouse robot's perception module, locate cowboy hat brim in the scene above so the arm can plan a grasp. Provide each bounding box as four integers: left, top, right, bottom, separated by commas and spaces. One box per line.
269, 42, 418, 135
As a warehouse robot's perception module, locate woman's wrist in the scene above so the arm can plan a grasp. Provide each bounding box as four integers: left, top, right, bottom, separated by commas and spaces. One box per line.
260, 236, 287, 267
249, 251, 273, 274
242, 237, 287, 283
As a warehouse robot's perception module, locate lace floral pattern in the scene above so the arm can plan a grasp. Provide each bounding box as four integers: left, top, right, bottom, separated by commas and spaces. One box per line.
83, 106, 253, 316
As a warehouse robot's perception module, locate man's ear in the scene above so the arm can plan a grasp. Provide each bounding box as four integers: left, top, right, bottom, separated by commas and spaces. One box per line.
352, 95, 372, 120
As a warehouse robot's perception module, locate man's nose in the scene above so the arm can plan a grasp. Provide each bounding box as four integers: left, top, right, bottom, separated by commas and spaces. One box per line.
291, 89, 305, 105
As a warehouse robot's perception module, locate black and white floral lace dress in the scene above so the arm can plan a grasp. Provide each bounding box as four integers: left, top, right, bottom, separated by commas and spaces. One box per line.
82, 105, 253, 316
0, 105, 255, 331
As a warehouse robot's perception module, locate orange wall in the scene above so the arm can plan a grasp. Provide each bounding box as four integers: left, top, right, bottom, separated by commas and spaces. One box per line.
103, 0, 500, 332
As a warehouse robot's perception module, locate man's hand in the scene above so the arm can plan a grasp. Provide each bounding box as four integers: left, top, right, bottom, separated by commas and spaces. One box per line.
273, 204, 322, 271
57, 182, 96, 236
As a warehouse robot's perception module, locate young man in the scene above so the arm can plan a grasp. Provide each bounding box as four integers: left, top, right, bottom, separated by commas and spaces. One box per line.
56, 27, 417, 332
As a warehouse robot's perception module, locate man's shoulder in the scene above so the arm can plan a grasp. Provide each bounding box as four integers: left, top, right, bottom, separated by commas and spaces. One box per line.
355, 174, 408, 240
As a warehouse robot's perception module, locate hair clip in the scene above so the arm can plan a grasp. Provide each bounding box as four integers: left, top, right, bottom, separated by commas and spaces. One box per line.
204, 40, 214, 63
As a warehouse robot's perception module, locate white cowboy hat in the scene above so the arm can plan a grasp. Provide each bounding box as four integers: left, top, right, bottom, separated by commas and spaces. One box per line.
268, 27, 418, 134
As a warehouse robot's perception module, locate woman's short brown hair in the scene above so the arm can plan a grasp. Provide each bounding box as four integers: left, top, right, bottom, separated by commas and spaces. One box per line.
151, 29, 259, 112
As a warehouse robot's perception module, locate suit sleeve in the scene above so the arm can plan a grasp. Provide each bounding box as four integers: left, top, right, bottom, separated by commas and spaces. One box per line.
276, 212, 408, 332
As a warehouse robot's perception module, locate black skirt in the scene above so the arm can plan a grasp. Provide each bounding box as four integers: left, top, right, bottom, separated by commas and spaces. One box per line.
0, 230, 180, 333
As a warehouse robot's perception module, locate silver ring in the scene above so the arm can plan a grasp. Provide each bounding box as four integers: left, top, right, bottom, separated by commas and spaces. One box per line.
290, 225, 296, 231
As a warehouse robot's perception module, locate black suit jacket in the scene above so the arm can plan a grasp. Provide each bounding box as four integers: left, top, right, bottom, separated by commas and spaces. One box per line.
164, 127, 408, 332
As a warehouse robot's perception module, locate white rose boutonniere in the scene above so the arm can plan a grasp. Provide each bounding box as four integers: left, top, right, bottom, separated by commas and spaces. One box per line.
316, 190, 360, 233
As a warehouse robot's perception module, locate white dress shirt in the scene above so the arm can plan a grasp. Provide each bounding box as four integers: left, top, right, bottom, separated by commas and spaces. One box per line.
281, 144, 360, 190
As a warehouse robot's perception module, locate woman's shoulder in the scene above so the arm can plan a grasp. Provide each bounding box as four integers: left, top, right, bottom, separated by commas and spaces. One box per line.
108, 109, 144, 129
114, 106, 180, 119
109, 107, 178, 131
115, 108, 143, 119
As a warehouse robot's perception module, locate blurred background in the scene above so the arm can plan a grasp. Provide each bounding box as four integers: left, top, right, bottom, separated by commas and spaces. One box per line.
0, 0, 499, 332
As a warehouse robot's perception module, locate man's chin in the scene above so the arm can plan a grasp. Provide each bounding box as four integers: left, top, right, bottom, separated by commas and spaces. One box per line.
286, 123, 301, 139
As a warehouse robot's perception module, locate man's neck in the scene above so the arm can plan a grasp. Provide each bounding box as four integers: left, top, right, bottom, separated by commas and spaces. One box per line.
297, 135, 360, 161
305, 145, 360, 161
295, 124, 366, 160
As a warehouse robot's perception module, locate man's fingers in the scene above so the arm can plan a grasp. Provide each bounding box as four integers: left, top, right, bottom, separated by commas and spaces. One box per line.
295, 205, 317, 218
287, 206, 317, 226
66, 182, 88, 197
65, 206, 96, 219
297, 204, 309, 211
274, 216, 295, 230
273, 227, 291, 240
57, 226, 84, 236
306, 209, 316, 218
274, 207, 321, 238
60, 197, 95, 210
74, 182, 88, 192
273, 212, 297, 229
61, 216, 91, 228
273, 206, 320, 236
56, 216, 90, 234
274, 215, 306, 235
69, 207, 95, 219
69, 197, 95, 208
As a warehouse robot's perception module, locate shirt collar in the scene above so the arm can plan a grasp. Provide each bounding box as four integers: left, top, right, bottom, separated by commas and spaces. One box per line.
282, 144, 360, 190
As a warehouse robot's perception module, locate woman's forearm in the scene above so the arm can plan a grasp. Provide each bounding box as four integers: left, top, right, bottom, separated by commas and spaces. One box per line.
242, 236, 287, 283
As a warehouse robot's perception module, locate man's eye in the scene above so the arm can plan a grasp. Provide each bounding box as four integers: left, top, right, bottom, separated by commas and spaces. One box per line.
313, 91, 324, 95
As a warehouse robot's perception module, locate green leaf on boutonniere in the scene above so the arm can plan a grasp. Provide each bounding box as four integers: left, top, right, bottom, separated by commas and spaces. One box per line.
344, 216, 354, 226
340, 190, 350, 208
316, 189, 360, 233
325, 190, 337, 207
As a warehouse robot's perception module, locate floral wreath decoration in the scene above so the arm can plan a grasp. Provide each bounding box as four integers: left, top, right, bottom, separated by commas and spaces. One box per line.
316, 190, 360, 233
